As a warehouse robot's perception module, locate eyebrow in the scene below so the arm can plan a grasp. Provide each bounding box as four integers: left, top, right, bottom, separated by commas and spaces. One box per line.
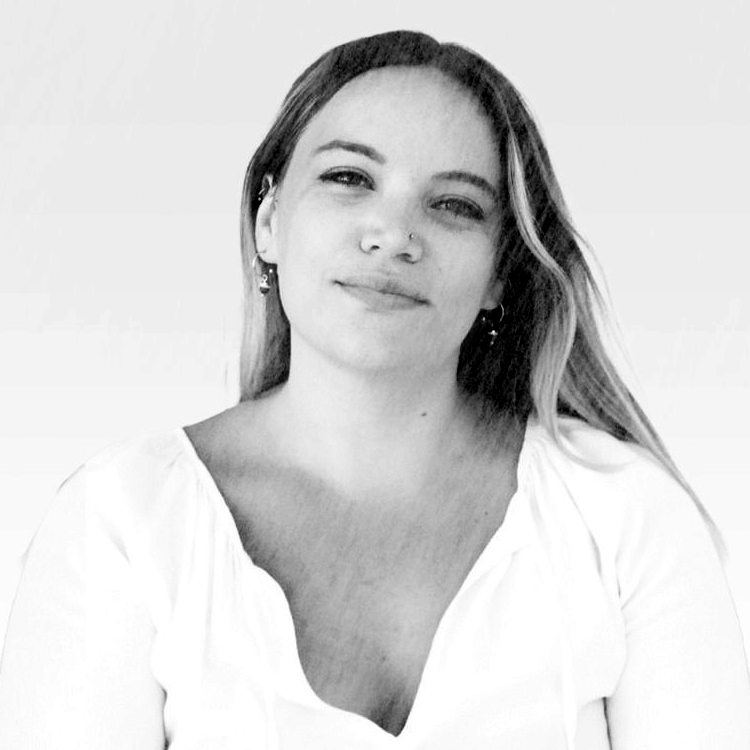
434, 170, 499, 202
314, 139, 386, 164
312, 139, 499, 202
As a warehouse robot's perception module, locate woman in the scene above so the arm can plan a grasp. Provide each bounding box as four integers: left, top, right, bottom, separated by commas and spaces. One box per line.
1, 30, 748, 749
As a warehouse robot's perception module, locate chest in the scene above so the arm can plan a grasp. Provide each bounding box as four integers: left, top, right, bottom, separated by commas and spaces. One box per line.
221, 460, 518, 736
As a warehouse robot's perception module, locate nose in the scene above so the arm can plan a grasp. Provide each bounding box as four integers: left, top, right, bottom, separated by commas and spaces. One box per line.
358, 204, 423, 263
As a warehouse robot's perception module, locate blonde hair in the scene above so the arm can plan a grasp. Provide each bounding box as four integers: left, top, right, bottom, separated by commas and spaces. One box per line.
237, 31, 727, 561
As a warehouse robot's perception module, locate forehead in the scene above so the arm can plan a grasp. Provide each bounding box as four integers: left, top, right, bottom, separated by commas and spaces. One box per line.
293, 66, 500, 181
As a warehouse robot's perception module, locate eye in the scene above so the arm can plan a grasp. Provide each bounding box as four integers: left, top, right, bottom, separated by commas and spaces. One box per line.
319, 169, 373, 189
432, 196, 485, 221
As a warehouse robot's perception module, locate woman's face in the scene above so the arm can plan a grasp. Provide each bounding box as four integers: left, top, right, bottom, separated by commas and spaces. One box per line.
256, 65, 503, 377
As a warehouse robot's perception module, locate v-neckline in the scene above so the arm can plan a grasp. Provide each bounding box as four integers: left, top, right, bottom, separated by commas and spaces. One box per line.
174, 418, 539, 741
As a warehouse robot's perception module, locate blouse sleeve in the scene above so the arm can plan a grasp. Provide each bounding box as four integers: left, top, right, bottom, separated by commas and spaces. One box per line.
604, 461, 750, 749
0, 466, 166, 750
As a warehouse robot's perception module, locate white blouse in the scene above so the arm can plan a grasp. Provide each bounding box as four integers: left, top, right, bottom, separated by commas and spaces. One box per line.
1, 416, 748, 749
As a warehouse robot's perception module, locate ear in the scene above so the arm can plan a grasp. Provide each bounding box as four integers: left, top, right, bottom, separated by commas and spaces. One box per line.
480, 275, 504, 311
254, 179, 280, 264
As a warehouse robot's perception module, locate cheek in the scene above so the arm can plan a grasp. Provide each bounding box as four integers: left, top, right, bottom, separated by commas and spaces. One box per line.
276, 199, 350, 268
437, 246, 497, 305
427, 273, 490, 348
272, 205, 348, 320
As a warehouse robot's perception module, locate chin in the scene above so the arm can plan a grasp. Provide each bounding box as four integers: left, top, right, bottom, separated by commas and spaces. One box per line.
331, 340, 423, 373
301, 329, 431, 375
288, 307, 457, 377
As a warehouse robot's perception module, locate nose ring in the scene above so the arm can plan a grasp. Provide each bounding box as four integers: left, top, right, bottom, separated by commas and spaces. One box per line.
408, 232, 414, 241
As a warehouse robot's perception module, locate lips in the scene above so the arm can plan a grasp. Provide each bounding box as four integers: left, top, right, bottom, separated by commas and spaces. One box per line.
334, 273, 428, 303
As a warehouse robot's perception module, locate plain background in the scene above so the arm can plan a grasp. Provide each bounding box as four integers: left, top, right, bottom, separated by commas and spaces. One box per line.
1, 0, 748, 672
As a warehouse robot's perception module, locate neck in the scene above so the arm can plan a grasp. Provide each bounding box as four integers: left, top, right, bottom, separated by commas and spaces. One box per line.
264, 338, 478, 500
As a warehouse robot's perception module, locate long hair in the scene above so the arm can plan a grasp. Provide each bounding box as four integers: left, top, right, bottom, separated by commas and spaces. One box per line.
237, 30, 727, 561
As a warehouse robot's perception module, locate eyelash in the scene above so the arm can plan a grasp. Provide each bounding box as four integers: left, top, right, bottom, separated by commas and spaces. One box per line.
319, 169, 486, 222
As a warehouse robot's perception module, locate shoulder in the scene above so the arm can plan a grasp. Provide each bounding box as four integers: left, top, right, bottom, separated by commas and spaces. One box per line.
16, 427, 204, 616
80, 428, 194, 501
84, 428, 190, 477
526, 416, 723, 569
46, 428, 209, 558
521, 418, 733, 653
530, 415, 696, 513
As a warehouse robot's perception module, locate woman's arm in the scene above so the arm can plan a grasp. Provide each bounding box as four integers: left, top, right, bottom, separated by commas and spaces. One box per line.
0, 468, 166, 749
605, 468, 750, 749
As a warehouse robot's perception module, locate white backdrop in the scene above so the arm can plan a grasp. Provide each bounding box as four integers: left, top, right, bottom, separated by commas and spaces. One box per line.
1, 0, 748, 668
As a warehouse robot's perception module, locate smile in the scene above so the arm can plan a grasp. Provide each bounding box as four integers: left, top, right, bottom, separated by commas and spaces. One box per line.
334, 281, 428, 311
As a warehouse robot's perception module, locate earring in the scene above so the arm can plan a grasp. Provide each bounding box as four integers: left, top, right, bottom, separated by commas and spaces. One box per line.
480, 303, 505, 347
253, 251, 274, 295
486, 319, 499, 347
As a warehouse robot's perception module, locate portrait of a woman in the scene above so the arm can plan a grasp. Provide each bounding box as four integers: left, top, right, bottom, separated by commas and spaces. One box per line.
1, 28, 748, 750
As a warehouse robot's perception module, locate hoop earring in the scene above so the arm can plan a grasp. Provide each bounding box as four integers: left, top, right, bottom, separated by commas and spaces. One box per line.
253, 252, 274, 296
